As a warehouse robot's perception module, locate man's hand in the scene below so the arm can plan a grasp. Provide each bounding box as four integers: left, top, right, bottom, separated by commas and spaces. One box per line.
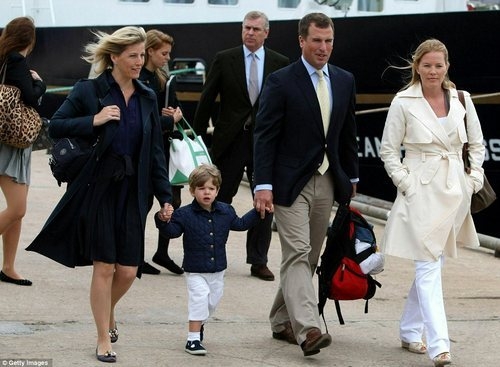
351, 183, 357, 198
254, 190, 274, 219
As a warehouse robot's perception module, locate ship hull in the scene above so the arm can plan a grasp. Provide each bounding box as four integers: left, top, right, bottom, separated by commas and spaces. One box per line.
31, 11, 500, 237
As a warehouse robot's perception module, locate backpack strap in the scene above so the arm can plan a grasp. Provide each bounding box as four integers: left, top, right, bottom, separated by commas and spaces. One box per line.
335, 300, 345, 325
355, 247, 375, 264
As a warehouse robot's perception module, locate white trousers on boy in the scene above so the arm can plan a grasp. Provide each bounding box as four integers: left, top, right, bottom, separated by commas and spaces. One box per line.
400, 256, 450, 359
186, 271, 225, 322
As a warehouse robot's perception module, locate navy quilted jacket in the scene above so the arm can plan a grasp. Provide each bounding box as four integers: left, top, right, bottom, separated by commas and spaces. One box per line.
155, 199, 261, 273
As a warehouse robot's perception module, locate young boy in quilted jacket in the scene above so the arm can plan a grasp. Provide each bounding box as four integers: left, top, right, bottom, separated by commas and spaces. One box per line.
155, 163, 265, 355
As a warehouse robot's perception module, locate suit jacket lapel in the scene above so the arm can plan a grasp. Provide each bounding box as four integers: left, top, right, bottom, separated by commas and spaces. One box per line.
229, 48, 249, 101
293, 61, 324, 133
327, 64, 338, 138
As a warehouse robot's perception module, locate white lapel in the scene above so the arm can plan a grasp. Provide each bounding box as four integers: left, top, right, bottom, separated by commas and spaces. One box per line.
403, 84, 454, 150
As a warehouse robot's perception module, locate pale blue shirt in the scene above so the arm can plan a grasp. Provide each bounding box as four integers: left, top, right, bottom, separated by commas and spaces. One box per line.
244, 45, 265, 91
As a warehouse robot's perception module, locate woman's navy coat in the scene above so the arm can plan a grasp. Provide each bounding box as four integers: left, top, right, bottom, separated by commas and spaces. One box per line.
26, 71, 172, 267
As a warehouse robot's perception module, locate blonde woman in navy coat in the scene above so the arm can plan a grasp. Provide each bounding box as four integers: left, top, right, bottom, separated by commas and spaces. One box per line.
27, 26, 173, 363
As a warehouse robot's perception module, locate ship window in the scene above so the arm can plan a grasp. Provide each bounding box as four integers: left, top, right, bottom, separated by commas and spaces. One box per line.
358, 0, 383, 12
164, 0, 195, 3
208, 0, 238, 4
279, 0, 301, 9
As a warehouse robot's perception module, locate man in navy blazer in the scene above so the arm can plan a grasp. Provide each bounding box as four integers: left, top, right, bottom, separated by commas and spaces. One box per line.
253, 13, 359, 356
193, 11, 289, 281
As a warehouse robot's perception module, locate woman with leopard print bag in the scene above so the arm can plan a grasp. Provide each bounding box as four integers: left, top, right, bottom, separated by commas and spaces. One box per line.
0, 16, 46, 286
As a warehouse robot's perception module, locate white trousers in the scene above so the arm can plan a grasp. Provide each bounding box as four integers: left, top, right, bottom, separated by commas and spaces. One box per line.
186, 271, 225, 322
400, 256, 450, 359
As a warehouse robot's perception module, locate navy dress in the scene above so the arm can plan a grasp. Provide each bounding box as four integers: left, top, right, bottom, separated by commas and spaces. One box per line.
79, 77, 144, 265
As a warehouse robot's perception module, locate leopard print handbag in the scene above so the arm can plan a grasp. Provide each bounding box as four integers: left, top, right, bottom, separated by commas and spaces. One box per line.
0, 62, 43, 149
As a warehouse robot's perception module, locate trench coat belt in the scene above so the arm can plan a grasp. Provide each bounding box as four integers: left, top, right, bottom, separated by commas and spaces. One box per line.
405, 150, 461, 188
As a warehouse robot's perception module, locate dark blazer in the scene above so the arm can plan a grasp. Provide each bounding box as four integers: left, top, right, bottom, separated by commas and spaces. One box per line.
138, 67, 180, 134
26, 71, 172, 267
193, 45, 289, 161
2, 52, 46, 108
253, 59, 358, 207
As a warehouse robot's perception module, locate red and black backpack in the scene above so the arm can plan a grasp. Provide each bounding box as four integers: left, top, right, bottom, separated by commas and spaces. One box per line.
317, 204, 382, 326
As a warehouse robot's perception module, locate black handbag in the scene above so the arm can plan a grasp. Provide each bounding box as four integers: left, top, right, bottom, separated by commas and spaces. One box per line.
49, 137, 96, 186
458, 90, 496, 213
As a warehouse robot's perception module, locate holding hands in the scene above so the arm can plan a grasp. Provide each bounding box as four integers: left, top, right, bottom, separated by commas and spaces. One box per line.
157, 203, 174, 222
253, 190, 274, 219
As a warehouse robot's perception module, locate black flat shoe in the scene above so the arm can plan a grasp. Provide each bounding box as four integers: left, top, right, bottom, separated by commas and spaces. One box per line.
152, 253, 184, 275
141, 262, 160, 275
96, 348, 116, 363
0, 271, 32, 286
109, 324, 118, 343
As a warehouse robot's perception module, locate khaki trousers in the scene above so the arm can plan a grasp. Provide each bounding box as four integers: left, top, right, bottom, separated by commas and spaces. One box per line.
269, 172, 334, 345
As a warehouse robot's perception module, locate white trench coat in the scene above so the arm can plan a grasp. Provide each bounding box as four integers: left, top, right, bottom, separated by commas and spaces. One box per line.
380, 84, 485, 261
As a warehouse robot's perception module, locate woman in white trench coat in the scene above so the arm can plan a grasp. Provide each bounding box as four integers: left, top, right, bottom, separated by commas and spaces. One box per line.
379, 39, 485, 367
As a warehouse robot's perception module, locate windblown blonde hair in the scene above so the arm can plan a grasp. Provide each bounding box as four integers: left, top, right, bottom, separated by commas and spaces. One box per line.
389, 38, 455, 91
82, 26, 146, 75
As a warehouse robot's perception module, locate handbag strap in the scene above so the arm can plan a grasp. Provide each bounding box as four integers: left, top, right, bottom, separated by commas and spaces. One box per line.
457, 90, 471, 174
164, 75, 174, 108
0, 61, 7, 84
457, 90, 467, 130
176, 117, 197, 139
174, 117, 211, 163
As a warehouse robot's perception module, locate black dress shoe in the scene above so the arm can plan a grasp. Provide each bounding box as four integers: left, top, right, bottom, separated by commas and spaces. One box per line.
152, 253, 184, 275
0, 271, 32, 286
250, 265, 275, 281
96, 348, 116, 363
141, 262, 160, 275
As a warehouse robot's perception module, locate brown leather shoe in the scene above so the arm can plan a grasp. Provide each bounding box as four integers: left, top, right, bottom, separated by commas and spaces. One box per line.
272, 321, 298, 345
250, 264, 275, 281
300, 328, 332, 356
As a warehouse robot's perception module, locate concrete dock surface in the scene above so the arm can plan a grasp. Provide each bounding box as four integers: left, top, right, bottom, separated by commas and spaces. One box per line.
1, 150, 499, 367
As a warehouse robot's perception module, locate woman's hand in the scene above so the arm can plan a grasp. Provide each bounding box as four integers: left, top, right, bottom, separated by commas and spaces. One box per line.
30, 70, 42, 81
162, 107, 183, 123
157, 203, 174, 222
93, 105, 121, 126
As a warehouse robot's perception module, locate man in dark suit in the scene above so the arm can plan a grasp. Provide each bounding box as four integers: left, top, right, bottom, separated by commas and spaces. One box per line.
253, 13, 359, 356
193, 11, 289, 281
